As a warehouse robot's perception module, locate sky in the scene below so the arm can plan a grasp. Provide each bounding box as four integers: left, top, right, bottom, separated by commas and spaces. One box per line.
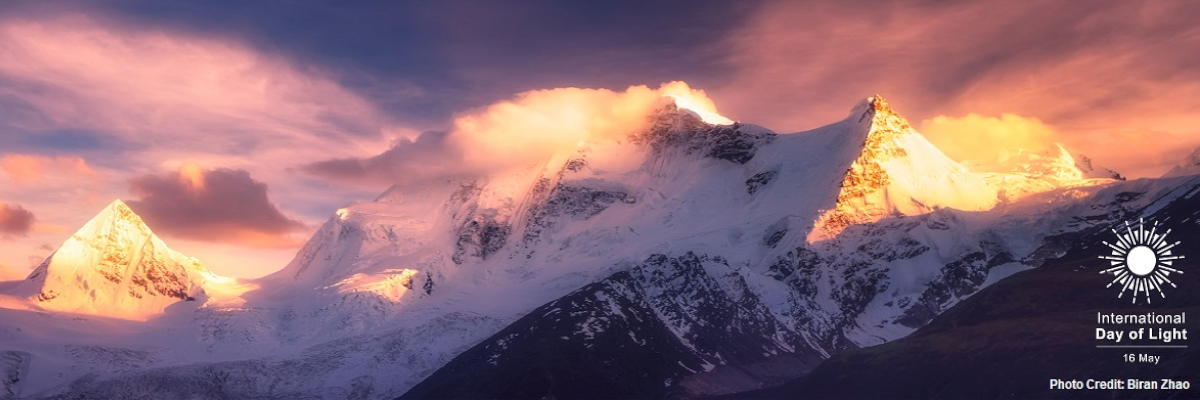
1, 0, 1198, 279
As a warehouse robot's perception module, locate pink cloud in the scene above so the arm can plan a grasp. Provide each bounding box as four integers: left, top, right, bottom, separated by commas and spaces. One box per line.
715, 1, 1200, 177
0, 202, 35, 237
127, 165, 307, 248
0, 17, 396, 144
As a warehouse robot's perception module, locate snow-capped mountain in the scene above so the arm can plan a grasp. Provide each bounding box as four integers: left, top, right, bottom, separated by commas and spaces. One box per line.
10, 200, 224, 320
0, 95, 1150, 399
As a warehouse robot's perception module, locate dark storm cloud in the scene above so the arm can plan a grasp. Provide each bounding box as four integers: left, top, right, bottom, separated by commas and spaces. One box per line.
127, 167, 306, 247
0, 203, 35, 237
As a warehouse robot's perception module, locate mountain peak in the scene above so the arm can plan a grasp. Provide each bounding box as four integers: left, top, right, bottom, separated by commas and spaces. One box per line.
868, 94, 893, 113
98, 198, 148, 229
664, 95, 734, 125
647, 100, 712, 134
14, 199, 214, 320
810, 97, 998, 240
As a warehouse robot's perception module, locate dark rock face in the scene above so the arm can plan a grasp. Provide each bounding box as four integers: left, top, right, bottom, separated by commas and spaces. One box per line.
700, 124, 775, 164
746, 170, 779, 195
423, 271, 434, 295
452, 213, 511, 265
635, 105, 776, 165
523, 184, 636, 247
402, 253, 824, 399
895, 247, 1013, 328
762, 218, 789, 248
1, 351, 30, 399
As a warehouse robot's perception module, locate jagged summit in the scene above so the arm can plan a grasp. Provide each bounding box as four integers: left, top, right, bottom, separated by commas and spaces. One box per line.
810, 95, 998, 240
664, 94, 735, 125
13, 199, 217, 320
643, 100, 712, 138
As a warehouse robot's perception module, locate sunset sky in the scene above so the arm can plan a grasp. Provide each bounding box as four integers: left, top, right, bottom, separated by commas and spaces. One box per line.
1, 1, 1198, 279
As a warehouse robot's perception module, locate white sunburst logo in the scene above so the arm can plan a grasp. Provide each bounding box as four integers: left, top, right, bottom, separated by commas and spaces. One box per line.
1100, 218, 1185, 304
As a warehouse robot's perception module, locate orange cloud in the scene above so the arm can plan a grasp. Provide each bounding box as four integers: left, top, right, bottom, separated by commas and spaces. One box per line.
454, 81, 727, 167
0, 154, 96, 183
919, 114, 1059, 169
305, 81, 731, 184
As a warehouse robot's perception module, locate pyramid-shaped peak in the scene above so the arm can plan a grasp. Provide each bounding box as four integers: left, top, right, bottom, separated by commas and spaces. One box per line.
14, 199, 213, 320
84, 199, 163, 240
814, 95, 997, 240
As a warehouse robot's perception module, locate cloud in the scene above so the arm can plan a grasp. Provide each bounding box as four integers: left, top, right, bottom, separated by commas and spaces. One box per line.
0, 17, 395, 146
301, 131, 462, 186
919, 114, 1059, 168
1, 154, 96, 183
716, 1, 1200, 178
0, 202, 35, 237
127, 165, 306, 248
0, 15, 407, 215
303, 81, 727, 185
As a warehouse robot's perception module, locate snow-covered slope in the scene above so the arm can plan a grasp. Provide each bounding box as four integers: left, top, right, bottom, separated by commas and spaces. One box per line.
972, 143, 1124, 203
0, 94, 1149, 399
10, 200, 228, 321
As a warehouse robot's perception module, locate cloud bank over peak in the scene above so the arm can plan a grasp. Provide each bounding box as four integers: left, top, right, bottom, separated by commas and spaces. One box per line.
302, 81, 729, 186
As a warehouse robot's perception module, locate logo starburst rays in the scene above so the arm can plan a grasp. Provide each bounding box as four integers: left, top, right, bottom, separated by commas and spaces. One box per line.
1100, 218, 1185, 304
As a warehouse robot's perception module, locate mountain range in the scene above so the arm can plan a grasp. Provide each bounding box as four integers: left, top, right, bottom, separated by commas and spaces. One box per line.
0, 95, 1195, 399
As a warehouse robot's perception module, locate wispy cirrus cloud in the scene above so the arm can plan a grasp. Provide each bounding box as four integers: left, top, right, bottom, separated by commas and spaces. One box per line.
0, 17, 415, 173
